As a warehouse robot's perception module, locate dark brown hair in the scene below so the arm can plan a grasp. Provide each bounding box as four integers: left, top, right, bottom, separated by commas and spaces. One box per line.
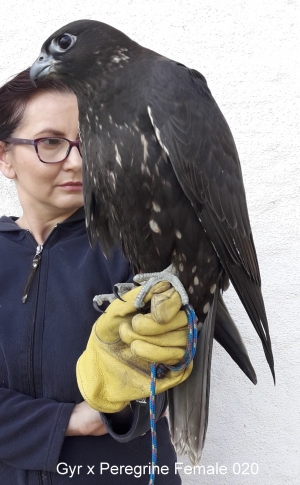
0, 67, 73, 141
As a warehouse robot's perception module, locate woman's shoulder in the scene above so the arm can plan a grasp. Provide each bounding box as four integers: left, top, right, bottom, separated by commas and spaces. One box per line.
0, 216, 26, 245
0, 215, 20, 230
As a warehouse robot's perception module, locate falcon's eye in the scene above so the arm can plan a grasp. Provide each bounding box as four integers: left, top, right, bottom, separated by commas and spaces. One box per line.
56, 33, 75, 51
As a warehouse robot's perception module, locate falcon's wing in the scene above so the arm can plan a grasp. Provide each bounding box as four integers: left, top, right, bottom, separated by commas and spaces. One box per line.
214, 293, 257, 385
148, 61, 274, 379
80, 125, 115, 256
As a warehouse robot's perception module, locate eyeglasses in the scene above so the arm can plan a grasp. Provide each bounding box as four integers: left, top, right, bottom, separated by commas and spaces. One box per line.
5, 137, 82, 164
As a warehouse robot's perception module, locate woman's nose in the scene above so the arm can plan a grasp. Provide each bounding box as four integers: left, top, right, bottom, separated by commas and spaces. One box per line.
63, 143, 82, 170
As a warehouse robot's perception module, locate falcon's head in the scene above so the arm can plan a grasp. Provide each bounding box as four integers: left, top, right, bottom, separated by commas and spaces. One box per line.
30, 19, 135, 89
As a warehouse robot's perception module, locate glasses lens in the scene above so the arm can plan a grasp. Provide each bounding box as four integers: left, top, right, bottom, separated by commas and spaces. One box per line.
37, 138, 69, 163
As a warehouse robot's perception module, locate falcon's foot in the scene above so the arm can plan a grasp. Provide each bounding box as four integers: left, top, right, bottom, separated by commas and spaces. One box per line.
133, 265, 189, 309
93, 283, 136, 311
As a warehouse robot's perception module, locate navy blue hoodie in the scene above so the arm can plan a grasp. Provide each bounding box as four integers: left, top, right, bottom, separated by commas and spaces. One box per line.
0, 208, 181, 485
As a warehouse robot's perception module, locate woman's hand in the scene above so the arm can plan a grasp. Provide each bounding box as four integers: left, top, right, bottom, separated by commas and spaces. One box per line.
77, 282, 192, 414
66, 401, 108, 436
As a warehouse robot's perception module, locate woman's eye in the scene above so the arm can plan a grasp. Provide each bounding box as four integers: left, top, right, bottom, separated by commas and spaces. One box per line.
41, 138, 63, 148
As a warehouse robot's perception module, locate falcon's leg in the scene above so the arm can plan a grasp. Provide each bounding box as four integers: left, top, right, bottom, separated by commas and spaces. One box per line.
133, 264, 189, 308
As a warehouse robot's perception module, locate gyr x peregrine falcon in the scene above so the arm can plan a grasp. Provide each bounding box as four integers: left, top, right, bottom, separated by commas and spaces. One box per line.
30, 19, 275, 465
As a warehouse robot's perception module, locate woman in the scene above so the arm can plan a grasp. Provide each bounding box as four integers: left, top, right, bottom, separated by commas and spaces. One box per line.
0, 68, 181, 484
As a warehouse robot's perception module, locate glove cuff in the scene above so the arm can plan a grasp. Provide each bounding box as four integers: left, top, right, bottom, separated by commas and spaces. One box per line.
100, 392, 167, 442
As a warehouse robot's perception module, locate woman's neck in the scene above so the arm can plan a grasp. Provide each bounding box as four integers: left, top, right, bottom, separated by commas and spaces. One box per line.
16, 209, 76, 245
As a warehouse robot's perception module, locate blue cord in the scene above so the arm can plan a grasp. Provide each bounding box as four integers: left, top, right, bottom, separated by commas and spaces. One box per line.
148, 304, 198, 485
149, 363, 157, 485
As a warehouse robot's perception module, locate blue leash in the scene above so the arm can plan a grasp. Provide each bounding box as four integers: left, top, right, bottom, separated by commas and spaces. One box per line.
149, 304, 198, 485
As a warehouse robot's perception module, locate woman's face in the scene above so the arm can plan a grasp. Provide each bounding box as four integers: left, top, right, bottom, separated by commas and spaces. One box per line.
0, 91, 83, 219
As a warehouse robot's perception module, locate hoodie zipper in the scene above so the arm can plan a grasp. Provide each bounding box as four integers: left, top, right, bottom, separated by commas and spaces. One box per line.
22, 226, 59, 303
23, 226, 59, 485
22, 244, 43, 303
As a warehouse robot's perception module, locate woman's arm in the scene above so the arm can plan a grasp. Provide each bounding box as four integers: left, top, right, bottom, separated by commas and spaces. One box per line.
0, 387, 74, 472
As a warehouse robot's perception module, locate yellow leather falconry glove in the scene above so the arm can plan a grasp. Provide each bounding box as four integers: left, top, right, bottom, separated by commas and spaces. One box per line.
76, 282, 193, 413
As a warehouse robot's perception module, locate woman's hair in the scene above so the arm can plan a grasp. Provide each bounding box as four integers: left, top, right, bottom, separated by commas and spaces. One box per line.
0, 67, 73, 141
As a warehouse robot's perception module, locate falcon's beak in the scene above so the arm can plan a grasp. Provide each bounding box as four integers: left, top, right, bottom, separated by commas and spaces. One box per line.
30, 52, 55, 87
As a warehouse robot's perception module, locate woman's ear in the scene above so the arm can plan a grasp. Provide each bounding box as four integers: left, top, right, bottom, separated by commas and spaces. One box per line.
0, 142, 16, 179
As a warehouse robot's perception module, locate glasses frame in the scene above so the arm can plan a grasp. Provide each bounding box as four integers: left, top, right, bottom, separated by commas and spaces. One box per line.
4, 137, 82, 164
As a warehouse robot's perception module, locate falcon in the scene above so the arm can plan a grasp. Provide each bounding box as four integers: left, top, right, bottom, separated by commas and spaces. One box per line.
30, 19, 275, 464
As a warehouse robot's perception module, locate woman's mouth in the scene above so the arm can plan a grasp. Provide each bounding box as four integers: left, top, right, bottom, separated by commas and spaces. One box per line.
59, 182, 83, 191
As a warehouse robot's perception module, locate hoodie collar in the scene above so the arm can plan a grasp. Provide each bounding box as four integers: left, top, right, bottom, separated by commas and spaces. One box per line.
0, 206, 85, 233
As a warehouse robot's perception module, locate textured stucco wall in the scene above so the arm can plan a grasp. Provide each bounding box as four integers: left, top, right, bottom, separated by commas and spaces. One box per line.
0, 1, 299, 484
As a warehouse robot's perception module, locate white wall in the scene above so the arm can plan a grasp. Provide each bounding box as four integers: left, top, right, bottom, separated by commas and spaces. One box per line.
0, 1, 299, 483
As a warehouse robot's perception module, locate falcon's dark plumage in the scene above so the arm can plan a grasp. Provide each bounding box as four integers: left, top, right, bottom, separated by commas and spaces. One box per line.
30, 20, 274, 464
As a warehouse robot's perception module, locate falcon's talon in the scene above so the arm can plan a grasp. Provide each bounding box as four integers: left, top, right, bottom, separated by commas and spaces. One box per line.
93, 293, 116, 307
93, 300, 106, 313
113, 285, 125, 302
114, 282, 136, 295
93, 283, 136, 309
133, 267, 189, 309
